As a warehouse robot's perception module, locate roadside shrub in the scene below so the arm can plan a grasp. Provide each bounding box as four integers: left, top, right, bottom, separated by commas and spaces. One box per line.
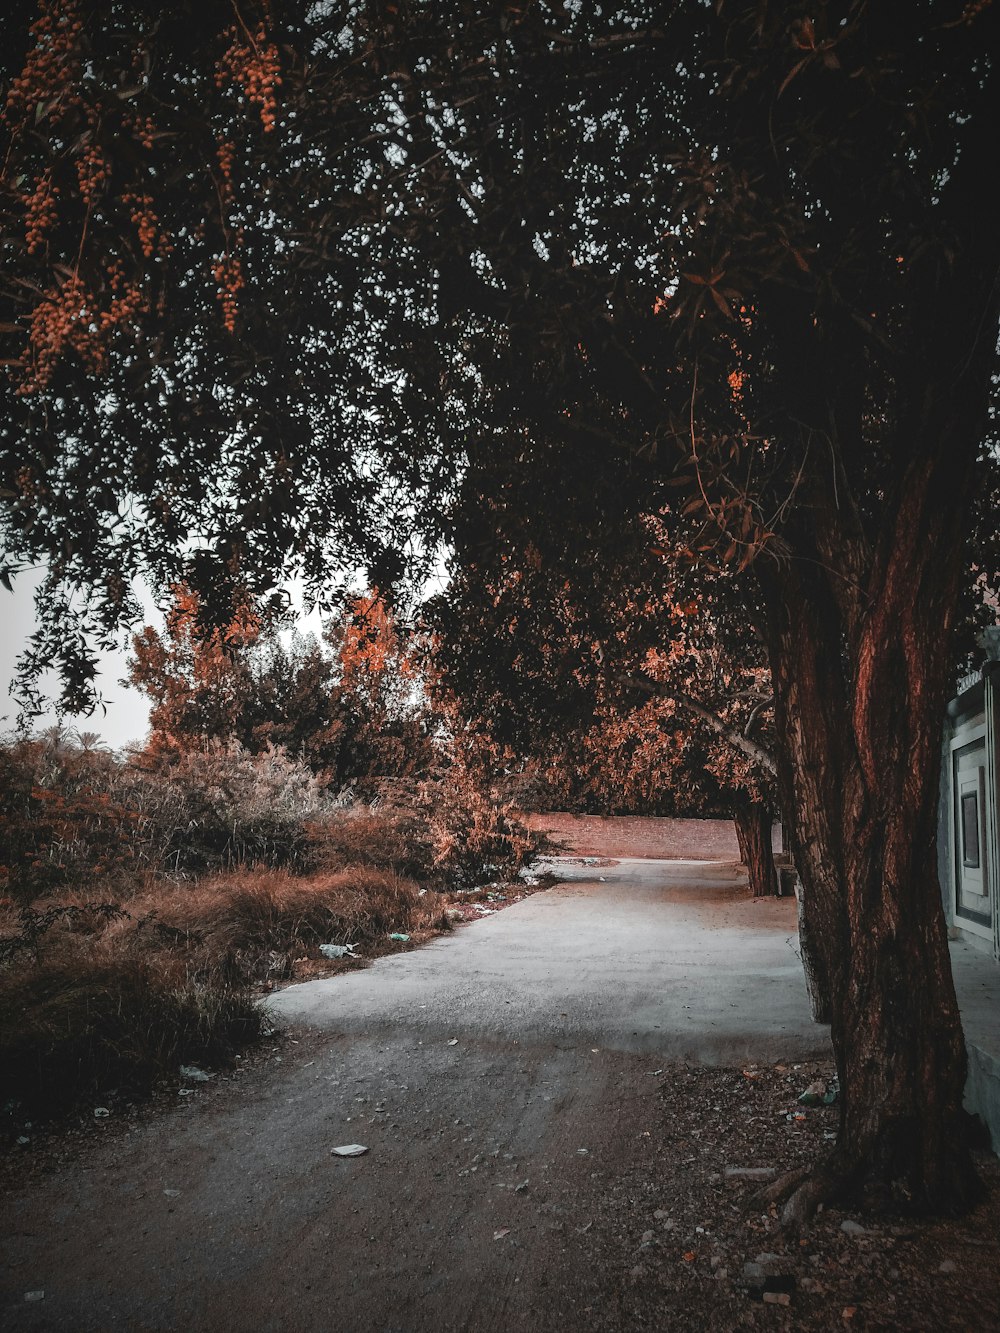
0, 732, 144, 903
307, 776, 544, 891
123, 741, 328, 874
0, 949, 263, 1120
124, 865, 445, 983
305, 799, 435, 880
421, 771, 544, 889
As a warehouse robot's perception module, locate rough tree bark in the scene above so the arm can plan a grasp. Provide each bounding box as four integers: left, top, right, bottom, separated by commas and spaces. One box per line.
759, 441, 985, 1217
733, 799, 778, 898
793, 876, 832, 1027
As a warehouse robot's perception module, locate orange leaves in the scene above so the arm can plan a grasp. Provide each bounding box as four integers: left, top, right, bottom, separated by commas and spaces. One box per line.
337, 592, 416, 690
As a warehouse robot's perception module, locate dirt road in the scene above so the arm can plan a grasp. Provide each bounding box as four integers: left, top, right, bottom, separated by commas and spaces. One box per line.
2, 859, 828, 1332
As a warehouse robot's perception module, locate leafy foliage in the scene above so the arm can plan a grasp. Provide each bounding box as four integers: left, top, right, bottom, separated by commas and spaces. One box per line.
127, 586, 435, 792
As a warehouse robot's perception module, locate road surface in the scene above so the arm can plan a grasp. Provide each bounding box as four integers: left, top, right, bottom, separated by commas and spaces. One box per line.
2, 859, 828, 1332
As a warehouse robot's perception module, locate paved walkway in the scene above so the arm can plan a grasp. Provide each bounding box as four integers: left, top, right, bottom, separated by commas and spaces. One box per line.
269, 857, 830, 1065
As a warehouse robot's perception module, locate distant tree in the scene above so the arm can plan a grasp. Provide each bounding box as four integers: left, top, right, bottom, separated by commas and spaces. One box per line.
428, 444, 780, 895
128, 587, 433, 790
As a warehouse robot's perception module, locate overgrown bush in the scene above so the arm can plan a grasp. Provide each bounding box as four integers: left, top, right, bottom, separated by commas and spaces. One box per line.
0, 726, 543, 1125
0, 731, 145, 902
0, 949, 263, 1120
306, 775, 544, 890
0, 733, 332, 903
123, 741, 329, 874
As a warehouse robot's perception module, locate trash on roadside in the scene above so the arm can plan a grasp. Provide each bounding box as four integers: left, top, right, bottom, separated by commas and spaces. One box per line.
179, 1065, 212, 1083
646, 1069, 664, 1077
514, 1179, 529, 1193
389, 933, 410, 942
163, 1188, 181, 1198
93, 1107, 110, 1118
16, 1135, 30, 1146
331, 1143, 369, 1157
24, 1291, 45, 1303
319, 943, 357, 959
797, 1079, 828, 1106
178, 1089, 194, 1097
493, 1228, 511, 1240
447, 1038, 459, 1045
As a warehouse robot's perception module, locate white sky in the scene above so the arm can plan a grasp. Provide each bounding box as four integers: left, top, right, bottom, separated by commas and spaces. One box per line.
1, 570, 155, 748
0, 571, 333, 751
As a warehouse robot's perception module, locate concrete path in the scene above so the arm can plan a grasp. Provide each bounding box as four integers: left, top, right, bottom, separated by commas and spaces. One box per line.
269, 858, 829, 1064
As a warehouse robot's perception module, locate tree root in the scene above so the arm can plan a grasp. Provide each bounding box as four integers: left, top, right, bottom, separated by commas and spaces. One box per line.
746, 1166, 832, 1234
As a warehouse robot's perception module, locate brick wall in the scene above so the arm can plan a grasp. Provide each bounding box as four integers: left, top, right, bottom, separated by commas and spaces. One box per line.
524, 812, 779, 861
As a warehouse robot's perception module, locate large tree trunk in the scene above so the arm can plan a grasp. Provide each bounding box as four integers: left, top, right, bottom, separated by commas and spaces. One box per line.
794, 876, 832, 1026
759, 446, 983, 1215
733, 799, 778, 898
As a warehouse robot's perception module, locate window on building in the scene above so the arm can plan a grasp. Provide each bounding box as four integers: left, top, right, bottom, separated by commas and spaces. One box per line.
962, 791, 981, 869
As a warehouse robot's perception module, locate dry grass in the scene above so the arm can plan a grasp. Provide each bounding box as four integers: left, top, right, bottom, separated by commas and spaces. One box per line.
0, 946, 263, 1120
0, 863, 451, 1127
123, 864, 451, 982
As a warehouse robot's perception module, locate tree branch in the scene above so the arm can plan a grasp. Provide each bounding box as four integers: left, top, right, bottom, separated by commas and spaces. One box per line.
617, 674, 776, 776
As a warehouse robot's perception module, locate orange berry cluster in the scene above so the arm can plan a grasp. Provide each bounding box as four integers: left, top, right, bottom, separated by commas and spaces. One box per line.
215, 22, 282, 131
15, 465, 39, 498
5, 0, 84, 128
212, 253, 245, 332
20, 265, 147, 394
136, 115, 157, 151
123, 190, 160, 258
217, 138, 236, 190
21, 274, 102, 394
100, 263, 145, 333
24, 170, 59, 254
76, 144, 110, 207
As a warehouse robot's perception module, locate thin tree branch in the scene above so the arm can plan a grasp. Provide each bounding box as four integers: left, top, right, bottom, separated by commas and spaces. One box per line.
617, 673, 776, 775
